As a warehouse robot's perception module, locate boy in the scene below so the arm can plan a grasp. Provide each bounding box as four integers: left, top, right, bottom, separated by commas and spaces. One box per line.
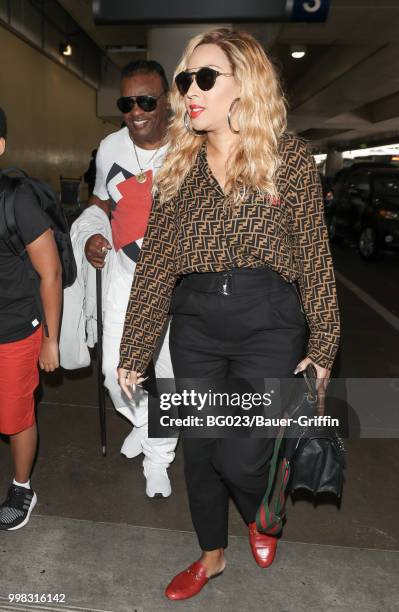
0, 106, 62, 530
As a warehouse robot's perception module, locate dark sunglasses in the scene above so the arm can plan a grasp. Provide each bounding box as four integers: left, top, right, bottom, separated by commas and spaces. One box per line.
175, 67, 233, 95
116, 92, 166, 114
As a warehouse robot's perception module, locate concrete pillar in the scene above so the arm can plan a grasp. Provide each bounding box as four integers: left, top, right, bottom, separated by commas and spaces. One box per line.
325, 150, 343, 177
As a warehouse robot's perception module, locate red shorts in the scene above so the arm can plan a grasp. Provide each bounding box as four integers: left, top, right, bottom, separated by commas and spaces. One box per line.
0, 326, 42, 435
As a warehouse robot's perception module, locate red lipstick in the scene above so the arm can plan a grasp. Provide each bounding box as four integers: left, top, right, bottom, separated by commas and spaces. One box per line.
189, 105, 205, 119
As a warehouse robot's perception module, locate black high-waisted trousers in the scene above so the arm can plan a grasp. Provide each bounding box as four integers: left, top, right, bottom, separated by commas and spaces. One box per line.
169, 266, 307, 551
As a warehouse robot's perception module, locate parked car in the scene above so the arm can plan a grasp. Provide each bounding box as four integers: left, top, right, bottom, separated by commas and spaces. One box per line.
321, 162, 396, 212
319, 173, 335, 209
326, 166, 399, 259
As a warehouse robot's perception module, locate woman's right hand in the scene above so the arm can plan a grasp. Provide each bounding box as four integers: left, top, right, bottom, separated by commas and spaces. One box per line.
117, 368, 147, 400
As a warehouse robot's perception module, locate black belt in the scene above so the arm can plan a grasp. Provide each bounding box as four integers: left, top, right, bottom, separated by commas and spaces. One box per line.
180, 267, 289, 296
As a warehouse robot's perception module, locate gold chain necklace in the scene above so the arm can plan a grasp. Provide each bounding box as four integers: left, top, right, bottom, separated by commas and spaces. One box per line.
132, 140, 160, 183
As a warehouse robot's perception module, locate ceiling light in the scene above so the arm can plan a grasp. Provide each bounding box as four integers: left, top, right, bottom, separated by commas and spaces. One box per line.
291, 45, 306, 59
60, 43, 72, 56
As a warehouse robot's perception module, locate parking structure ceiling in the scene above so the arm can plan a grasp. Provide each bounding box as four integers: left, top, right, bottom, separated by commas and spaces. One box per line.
58, 0, 399, 153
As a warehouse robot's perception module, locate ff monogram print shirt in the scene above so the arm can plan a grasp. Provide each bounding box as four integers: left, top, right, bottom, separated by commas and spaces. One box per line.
119, 132, 340, 373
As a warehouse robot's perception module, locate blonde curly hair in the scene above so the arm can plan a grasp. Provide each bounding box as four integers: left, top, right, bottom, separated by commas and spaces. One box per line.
155, 28, 289, 205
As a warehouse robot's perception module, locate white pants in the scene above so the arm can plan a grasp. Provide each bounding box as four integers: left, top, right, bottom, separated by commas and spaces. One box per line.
102, 251, 177, 468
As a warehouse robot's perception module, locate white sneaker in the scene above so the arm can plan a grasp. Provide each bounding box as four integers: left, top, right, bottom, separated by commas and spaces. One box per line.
144, 465, 172, 498
120, 424, 148, 459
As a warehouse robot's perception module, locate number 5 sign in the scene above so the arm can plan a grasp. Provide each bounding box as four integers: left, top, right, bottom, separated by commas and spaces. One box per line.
291, 0, 331, 22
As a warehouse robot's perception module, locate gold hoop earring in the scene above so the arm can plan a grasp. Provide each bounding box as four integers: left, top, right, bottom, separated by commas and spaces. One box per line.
228, 98, 240, 134
184, 111, 201, 136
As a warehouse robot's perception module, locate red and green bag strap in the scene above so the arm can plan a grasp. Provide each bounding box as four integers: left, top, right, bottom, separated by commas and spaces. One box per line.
256, 425, 290, 536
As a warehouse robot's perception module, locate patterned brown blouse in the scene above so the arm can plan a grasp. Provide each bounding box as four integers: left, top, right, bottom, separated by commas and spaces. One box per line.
119, 131, 340, 372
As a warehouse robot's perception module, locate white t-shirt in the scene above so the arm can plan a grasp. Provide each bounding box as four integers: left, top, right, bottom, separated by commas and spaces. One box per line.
93, 126, 168, 268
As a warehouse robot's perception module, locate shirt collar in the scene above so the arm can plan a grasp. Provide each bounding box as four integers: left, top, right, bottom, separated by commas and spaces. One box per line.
196, 141, 225, 196
197, 141, 208, 175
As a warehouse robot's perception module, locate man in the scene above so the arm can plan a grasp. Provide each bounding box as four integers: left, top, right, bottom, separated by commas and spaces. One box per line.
85, 61, 177, 498
0, 107, 62, 530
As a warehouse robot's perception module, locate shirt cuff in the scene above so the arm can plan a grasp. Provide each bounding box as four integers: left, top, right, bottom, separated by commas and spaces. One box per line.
306, 347, 338, 370
118, 354, 150, 375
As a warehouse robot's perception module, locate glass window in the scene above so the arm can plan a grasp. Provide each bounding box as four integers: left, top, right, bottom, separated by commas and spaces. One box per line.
67, 41, 84, 79
331, 170, 347, 199
372, 175, 399, 198
10, 0, 42, 46
43, 19, 64, 61
83, 39, 101, 88
0, 0, 9, 22
348, 172, 370, 195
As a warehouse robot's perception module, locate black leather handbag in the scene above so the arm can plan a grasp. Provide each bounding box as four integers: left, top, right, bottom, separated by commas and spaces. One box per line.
256, 364, 346, 536
285, 364, 346, 496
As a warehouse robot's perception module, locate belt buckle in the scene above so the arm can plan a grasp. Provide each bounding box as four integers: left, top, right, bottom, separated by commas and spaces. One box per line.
217, 273, 233, 296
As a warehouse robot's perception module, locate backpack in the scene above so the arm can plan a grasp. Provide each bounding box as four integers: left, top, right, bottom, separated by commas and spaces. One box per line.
0, 168, 77, 288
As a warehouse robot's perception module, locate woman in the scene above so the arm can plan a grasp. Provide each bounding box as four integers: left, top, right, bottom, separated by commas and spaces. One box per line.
118, 29, 340, 600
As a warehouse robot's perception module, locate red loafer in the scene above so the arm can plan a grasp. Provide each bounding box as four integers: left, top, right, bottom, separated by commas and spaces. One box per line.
165, 560, 223, 601
248, 522, 278, 568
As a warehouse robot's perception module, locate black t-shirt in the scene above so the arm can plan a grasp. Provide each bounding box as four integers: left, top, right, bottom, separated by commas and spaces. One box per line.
0, 183, 51, 343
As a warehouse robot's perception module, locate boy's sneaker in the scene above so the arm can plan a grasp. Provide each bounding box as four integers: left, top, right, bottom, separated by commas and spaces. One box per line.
0, 484, 37, 531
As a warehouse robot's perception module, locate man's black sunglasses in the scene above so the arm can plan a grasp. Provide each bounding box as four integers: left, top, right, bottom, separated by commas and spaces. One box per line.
175, 67, 233, 95
116, 92, 166, 114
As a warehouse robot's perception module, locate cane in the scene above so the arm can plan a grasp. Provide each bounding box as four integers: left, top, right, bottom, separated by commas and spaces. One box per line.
96, 268, 107, 456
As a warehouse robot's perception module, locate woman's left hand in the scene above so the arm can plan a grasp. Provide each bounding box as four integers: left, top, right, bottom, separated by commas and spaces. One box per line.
117, 368, 147, 401
294, 357, 330, 416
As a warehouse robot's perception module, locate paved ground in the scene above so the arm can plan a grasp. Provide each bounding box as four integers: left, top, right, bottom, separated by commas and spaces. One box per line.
0, 516, 398, 612
0, 243, 398, 611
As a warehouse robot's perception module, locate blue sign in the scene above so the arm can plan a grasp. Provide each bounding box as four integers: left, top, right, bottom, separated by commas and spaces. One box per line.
291, 0, 331, 22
